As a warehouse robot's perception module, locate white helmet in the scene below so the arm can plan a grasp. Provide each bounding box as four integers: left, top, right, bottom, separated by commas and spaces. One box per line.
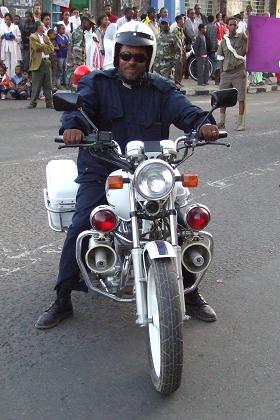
112, 21, 157, 72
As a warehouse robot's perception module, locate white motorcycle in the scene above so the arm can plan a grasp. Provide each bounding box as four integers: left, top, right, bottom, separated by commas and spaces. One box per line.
44, 88, 237, 395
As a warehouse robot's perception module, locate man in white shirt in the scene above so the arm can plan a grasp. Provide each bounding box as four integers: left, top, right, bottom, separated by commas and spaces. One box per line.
56, 10, 73, 37
236, 12, 247, 33
69, 8, 81, 31
28, 21, 54, 109
116, 7, 133, 29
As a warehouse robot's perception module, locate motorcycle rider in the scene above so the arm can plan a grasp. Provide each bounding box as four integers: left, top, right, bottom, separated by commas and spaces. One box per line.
35, 21, 220, 330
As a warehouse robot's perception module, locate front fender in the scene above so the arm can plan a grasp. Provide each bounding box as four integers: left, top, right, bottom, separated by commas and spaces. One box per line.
143, 240, 176, 260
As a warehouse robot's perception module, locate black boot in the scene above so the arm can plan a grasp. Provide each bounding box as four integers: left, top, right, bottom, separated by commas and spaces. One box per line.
184, 289, 217, 322
35, 286, 73, 330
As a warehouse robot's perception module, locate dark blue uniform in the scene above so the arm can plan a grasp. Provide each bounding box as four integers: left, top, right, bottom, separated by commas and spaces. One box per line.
57, 69, 214, 291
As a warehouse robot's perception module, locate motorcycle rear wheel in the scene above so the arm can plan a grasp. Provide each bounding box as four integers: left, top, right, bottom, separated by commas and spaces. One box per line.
146, 258, 183, 395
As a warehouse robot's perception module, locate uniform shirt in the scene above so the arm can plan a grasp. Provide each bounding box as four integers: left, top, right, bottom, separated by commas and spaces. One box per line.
171, 25, 185, 55
154, 30, 181, 65
61, 69, 215, 182
217, 32, 247, 71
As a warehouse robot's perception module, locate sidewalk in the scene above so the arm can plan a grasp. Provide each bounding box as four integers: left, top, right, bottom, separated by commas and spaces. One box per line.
181, 76, 280, 96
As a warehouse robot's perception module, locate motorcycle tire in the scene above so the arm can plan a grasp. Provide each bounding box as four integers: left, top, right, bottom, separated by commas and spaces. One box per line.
188, 57, 213, 81
146, 257, 183, 395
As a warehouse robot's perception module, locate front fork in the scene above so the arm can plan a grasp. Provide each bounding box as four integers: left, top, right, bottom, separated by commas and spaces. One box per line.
167, 196, 187, 320
131, 189, 186, 326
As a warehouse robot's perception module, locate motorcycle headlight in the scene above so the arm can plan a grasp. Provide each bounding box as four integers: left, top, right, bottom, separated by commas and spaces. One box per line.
134, 160, 175, 200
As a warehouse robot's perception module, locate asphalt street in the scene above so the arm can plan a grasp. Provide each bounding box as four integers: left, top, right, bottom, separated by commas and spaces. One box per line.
1, 92, 280, 420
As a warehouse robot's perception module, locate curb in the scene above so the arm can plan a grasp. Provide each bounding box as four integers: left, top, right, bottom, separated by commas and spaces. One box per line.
185, 84, 280, 96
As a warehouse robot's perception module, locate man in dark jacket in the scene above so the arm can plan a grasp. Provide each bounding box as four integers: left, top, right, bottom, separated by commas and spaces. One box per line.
206, 15, 218, 83
194, 3, 208, 26
193, 23, 209, 85
35, 21, 220, 330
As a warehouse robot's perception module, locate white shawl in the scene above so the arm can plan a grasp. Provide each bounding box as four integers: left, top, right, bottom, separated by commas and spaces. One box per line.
0, 22, 22, 75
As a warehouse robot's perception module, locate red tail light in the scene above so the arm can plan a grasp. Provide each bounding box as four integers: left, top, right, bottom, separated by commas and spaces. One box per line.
90, 209, 117, 232
186, 206, 210, 230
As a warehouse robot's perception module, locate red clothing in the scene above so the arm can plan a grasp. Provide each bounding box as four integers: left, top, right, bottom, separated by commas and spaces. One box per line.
215, 21, 226, 41
107, 14, 118, 23
276, 73, 280, 83
0, 73, 11, 89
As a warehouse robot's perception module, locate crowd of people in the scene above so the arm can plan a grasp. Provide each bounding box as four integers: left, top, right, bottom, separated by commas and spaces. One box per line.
0, 3, 279, 109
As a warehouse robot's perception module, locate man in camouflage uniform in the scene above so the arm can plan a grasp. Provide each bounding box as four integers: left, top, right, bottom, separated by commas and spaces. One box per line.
66, 16, 95, 89
171, 15, 186, 86
154, 17, 181, 80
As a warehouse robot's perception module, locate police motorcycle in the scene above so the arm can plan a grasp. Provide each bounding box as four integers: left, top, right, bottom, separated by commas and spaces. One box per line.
44, 87, 237, 395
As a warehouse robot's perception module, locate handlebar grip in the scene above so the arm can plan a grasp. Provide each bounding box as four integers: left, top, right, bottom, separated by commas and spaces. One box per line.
54, 136, 64, 143
218, 130, 228, 139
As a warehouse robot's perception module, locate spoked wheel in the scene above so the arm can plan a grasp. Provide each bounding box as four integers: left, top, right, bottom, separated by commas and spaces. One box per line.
146, 257, 183, 395
188, 57, 213, 81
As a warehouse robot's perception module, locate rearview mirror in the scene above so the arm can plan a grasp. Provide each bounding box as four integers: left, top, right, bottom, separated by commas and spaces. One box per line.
211, 88, 238, 108
53, 92, 83, 111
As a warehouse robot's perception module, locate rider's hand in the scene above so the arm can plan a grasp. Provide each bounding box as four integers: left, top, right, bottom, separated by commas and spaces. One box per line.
63, 129, 84, 145
199, 124, 219, 141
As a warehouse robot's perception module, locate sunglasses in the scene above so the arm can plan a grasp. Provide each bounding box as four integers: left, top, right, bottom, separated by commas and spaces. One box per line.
119, 51, 148, 63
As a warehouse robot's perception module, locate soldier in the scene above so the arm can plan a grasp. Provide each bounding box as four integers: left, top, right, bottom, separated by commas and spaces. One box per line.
171, 15, 186, 88
66, 16, 95, 89
153, 17, 181, 80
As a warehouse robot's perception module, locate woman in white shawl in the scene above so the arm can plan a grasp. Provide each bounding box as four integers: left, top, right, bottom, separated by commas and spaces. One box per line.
103, 23, 117, 70
0, 13, 22, 76
84, 26, 103, 70
0, 7, 9, 27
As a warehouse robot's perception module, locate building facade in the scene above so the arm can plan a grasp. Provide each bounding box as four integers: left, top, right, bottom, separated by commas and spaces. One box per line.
2, 0, 279, 25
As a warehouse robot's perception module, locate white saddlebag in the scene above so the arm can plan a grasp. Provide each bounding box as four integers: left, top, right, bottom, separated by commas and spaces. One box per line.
44, 160, 78, 231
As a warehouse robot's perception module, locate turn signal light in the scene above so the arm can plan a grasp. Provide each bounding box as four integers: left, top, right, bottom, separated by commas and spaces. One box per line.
90, 210, 117, 232
107, 175, 124, 189
186, 206, 210, 230
181, 173, 198, 188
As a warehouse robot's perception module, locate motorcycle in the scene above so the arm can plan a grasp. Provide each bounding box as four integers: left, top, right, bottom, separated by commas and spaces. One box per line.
44, 88, 237, 395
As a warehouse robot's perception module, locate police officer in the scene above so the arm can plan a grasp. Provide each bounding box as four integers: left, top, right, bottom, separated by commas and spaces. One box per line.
35, 21, 219, 330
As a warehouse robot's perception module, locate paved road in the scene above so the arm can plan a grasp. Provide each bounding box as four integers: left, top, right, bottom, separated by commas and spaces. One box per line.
1, 94, 280, 420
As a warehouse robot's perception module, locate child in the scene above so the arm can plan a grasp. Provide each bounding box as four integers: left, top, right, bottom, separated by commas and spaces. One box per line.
23, 71, 32, 99
47, 28, 59, 91
9, 64, 28, 99
55, 24, 69, 88
0, 64, 11, 99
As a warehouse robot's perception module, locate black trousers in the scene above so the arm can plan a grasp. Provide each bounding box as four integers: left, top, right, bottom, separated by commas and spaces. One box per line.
197, 56, 209, 85
56, 181, 196, 291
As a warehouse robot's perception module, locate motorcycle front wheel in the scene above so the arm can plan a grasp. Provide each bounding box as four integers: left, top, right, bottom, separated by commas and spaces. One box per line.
146, 257, 183, 395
